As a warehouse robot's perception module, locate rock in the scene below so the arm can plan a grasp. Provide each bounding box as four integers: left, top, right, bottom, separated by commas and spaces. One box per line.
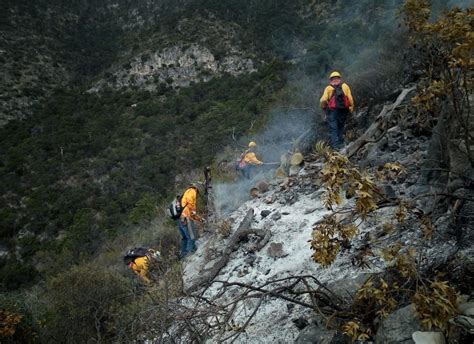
289, 165, 302, 176
264, 194, 276, 204
294, 323, 336, 344
244, 253, 256, 266
271, 212, 282, 221
412, 331, 445, 344
375, 305, 422, 343
261, 210, 271, 218
381, 183, 397, 199
326, 273, 372, 299
311, 190, 324, 200
256, 180, 270, 193
304, 207, 318, 215
287, 303, 295, 313
449, 315, 474, 333
283, 191, 299, 205
250, 187, 259, 198
459, 302, 474, 316
292, 317, 309, 330
267, 242, 285, 258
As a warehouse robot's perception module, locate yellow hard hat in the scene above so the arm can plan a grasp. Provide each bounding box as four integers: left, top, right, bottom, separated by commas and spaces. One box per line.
329, 71, 341, 79
248, 141, 257, 148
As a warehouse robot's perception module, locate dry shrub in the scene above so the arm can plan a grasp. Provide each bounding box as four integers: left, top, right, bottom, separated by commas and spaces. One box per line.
40, 263, 134, 342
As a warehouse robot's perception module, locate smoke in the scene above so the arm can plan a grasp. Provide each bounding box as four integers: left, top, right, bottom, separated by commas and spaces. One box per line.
212, 109, 316, 217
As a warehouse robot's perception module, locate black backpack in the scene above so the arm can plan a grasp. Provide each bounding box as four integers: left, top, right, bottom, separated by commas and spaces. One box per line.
329, 84, 350, 110
167, 194, 183, 220
123, 247, 149, 265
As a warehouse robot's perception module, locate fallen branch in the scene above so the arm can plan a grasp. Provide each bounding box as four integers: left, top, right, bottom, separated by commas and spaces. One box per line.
186, 209, 255, 293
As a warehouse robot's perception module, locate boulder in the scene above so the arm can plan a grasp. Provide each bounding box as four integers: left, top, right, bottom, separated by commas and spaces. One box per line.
271, 211, 282, 221
459, 302, 474, 316
289, 165, 302, 176
304, 207, 318, 215
250, 187, 259, 198
267, 242, 285, 258
261, 210, 271, 218
283, 191, 299, 205
375, 305, 422, 343
292, 317, 309, 330
256, 180, 270, 193
381, 183, 397, 199
294, 323, 336, 344
412, 331, 445, 344
264, 194, 276, 204
449, 314, 474, 333
326, 273, 372, 299
244, 253, 256, 266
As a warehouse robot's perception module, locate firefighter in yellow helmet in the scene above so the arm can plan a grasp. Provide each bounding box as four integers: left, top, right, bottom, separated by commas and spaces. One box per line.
128, 256, 152, 284
236, 141, 263, 179
124, 248, 161, 285
320, 71, 354, 149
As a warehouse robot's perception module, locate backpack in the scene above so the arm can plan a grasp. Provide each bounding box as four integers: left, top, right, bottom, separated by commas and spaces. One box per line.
123, 247, 150, 265
328, 84, 350, 110
167, 194, 183, 220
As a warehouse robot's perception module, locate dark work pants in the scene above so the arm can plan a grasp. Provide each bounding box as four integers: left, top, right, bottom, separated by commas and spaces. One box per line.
240, 165, 255, 179
327, 109, 348, 149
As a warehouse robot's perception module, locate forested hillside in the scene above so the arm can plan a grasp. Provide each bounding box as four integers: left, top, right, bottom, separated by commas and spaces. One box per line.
0, 0, 472, 343
0, 0, 409, 291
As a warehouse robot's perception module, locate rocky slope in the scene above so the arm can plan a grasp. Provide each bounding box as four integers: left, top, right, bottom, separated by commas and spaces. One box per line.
171, 88, 474, 343
88, 43, 256, 92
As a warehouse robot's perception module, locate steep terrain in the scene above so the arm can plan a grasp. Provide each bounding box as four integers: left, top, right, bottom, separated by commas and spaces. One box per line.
172, 87, 474, 343
0, 1, 472, 343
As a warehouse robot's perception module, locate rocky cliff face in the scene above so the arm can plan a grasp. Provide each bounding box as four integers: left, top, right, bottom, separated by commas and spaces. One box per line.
88, 44, 256, 92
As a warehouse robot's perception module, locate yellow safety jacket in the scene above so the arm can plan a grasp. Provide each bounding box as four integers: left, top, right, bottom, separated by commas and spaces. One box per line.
129, 256, 151, 284
180, 187, 201, 221
243, 151, 263, 165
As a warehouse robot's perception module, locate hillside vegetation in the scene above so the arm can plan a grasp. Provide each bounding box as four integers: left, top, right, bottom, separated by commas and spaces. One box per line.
1, 0, 472, 343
